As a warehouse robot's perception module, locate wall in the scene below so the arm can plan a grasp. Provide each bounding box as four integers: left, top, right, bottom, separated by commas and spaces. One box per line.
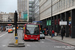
2, 14, 9, 22
40, 0, 75, 20
34, 0, 40, 21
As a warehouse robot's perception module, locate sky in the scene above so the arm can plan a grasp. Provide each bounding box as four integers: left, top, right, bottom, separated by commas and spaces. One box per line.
0, 0, 17, 13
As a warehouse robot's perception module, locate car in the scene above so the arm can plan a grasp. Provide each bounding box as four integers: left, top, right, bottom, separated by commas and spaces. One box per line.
8, 29, 13, 33
21, 27, 23, 30
40, 31, 45, 39
13, 27, 15, 31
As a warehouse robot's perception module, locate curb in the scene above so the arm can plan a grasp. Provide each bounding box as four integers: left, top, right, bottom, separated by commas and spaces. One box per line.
46, 37, 75, 46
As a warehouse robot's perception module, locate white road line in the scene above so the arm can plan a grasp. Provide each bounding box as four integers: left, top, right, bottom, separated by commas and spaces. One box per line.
27, 44, 30, 47
0, 33, 8, 37
41, 41, 44, 43
2, 45, 6, 47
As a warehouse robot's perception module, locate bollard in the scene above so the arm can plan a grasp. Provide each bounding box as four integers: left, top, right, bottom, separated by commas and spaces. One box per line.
15, 36, 18, 45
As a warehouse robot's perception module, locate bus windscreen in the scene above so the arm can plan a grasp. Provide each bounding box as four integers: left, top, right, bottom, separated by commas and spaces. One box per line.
26, 25, 39, 35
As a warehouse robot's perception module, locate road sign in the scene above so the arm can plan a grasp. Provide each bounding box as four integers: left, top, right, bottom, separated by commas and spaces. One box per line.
15, 37, 18, 39
59, 21, 67, 25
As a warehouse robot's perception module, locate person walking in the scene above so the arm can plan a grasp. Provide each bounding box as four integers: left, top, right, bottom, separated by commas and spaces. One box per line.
61, 27, 65, 40
43, 28, 47, 36
42, 28, 45, 34
52, 30, 55, 37
49, 30, 51, 36
46, 28, 48, 36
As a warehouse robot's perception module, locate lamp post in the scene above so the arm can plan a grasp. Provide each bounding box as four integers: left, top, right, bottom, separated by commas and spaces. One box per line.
51, 0, 52, 38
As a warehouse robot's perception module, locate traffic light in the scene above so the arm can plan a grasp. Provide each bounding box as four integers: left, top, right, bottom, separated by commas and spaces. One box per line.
17, 27, 18, 29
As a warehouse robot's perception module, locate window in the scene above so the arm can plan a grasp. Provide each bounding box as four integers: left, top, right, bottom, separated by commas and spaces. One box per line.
47, 20, 49, 26
49, 20, 51, 25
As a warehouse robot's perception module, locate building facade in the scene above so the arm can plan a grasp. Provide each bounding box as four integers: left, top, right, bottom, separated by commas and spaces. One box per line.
0, 14, 2, 22
34, 0, 40, 21
9, 13, 14, 22
2, 14, 9, 22
17, 0, 29, 22
0, 12, 14, 22
29, 0, 35, 22
39, 0, 75, 38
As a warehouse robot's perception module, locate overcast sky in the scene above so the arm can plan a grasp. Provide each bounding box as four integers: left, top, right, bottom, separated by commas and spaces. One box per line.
0, 0, 17, 13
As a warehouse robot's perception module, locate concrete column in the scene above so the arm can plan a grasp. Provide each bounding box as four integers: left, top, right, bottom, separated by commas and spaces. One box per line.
60, 13, 63, 21
46, 19, 47, 28
55, 16, 57, 32
43, 19, 46, 28
56, 15, 58, 32
65, 12, 69, 37
48, 18, 50, 31
53, 16, 55, 31
51, 17, 52, 30
71, 9, 75, 38
51, 17, 53, 30
49, 18, 52, 30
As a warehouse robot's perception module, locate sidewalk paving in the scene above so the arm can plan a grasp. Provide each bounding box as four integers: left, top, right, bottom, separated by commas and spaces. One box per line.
45, 36, 75, 46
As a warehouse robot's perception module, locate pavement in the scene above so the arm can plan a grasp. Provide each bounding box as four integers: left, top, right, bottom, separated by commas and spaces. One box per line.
46, 36, 75, 46
0, 30, 74, 50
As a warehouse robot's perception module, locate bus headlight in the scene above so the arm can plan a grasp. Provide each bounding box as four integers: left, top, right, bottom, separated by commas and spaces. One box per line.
25, 35, 27, 37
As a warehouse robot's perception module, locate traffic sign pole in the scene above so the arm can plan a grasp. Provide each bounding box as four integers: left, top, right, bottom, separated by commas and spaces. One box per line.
8, 11, 25, 47
14, 11, 18, 45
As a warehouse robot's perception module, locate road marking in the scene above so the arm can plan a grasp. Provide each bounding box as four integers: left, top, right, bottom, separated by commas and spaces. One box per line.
41, 41, 44, 43
2, 45, 6, 47
0, 33, 7, 37
27, 44, 30, 47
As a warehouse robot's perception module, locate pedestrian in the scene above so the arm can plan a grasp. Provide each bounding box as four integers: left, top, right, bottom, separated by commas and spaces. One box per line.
46, 28, 48, 36
1, 27, 3, 32
52, 30, 55, 37
42, 28, 45, 34
61, 27, 65, 40
49, 30, 51, 36
43, 28, 47, 36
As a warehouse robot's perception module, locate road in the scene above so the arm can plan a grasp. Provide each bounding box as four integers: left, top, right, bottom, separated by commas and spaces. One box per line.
0, 30, 74, 50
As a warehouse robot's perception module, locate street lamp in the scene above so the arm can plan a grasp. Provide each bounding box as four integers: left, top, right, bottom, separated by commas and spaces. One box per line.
51, 0, 52, 38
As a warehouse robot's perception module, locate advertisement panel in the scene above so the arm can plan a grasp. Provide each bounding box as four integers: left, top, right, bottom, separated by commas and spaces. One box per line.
47, 20, 51, 26
21, 11, 28, 21
23, 13, 27, 20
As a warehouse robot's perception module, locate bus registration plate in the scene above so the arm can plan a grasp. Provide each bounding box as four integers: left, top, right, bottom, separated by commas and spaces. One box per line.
30, 39, 34, 40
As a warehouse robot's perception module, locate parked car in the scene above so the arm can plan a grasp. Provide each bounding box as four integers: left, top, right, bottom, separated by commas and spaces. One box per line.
40, 31, 45, 39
